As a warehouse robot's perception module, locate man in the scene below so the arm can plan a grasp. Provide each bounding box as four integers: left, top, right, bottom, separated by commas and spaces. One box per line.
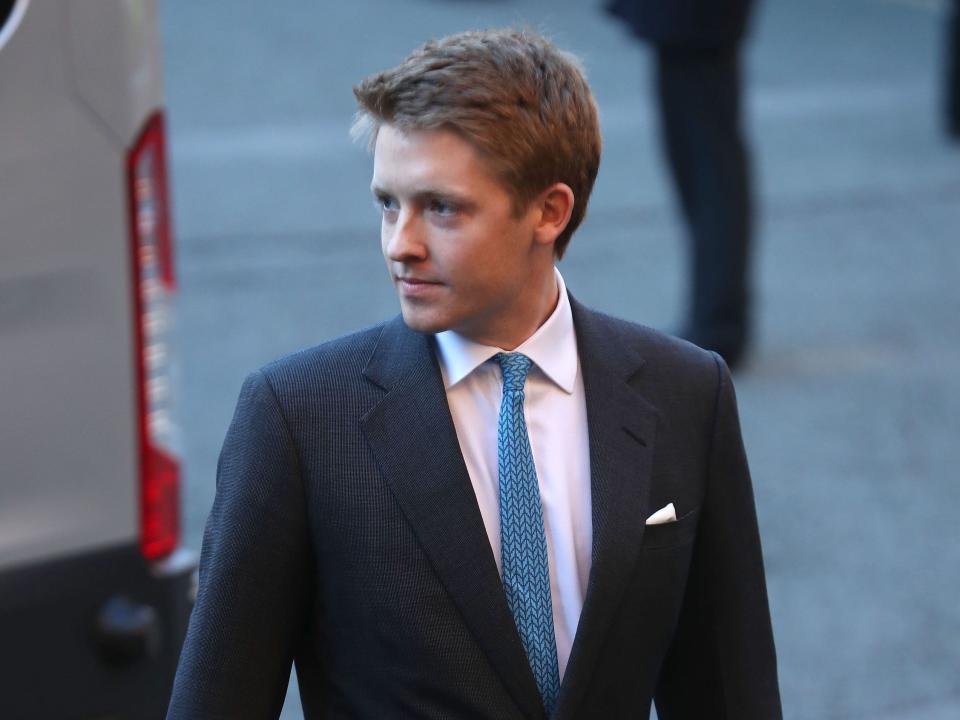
168, 29, 781, 719
948, 0, 960, 140
606, 0, 757, 368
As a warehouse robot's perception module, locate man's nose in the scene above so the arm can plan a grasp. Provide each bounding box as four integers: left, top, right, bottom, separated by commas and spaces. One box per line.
384, 210, 428, 262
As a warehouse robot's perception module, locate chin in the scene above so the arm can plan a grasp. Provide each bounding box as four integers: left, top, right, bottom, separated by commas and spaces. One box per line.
399, 307, 452, 335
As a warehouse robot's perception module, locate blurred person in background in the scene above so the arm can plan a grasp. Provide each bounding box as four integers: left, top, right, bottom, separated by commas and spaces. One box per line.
167, 28, 780, 719
606, 0, 757, 370
948, 0, 960, 139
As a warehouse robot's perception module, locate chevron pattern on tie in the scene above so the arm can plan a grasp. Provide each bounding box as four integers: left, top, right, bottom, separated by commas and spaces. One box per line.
495, 352, 561, 716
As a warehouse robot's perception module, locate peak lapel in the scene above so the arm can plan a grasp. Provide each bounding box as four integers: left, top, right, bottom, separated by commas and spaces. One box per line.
556, 300, 659, 719
360, 318, 544, 719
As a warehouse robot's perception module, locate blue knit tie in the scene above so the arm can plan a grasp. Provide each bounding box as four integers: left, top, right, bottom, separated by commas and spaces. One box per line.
496, 352, 561, 716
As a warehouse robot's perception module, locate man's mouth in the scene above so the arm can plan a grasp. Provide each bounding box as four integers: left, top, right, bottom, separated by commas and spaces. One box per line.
396, 276, 443, 296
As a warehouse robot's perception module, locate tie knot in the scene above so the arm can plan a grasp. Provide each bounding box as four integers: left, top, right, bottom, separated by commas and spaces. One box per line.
496, 352, 532, 391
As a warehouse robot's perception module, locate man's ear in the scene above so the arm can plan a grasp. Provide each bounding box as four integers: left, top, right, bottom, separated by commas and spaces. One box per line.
532, 183, 575, 248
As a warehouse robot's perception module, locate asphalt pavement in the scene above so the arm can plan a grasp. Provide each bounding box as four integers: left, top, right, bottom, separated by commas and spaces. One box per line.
160, 0, 960, 717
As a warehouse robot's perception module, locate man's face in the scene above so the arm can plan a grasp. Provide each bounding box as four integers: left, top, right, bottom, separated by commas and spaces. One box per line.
372, 124, 544, 346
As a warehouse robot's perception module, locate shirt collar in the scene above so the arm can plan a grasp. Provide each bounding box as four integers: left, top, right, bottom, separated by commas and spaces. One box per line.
435, 268, 578, 394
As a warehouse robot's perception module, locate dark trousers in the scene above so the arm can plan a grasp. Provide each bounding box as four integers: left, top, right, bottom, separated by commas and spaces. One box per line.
948, 0, 960, 137
655, 44, 752, 362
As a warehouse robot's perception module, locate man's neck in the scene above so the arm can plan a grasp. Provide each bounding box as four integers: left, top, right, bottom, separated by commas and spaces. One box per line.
467, 269, 560, 350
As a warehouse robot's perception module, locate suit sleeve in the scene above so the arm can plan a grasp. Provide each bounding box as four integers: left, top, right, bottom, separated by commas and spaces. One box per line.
167, 370, 313, 719
654, 354, 782, 719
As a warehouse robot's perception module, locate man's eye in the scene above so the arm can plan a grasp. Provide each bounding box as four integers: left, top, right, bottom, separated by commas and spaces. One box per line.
375, 196, 398, 214
429, 199, 457, 216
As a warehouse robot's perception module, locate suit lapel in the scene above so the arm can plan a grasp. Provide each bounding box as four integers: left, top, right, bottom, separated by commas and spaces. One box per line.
360, 317, 544, 720
555, 299, 659, 719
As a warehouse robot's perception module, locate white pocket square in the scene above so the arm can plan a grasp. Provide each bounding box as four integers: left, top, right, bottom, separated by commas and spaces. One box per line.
645, 503, 677, 525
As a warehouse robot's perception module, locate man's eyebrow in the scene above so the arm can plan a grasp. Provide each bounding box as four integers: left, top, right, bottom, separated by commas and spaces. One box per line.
370, 184, 476, 207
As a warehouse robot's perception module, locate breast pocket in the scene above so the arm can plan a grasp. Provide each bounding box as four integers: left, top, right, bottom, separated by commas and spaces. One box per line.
640, 505, 700, 551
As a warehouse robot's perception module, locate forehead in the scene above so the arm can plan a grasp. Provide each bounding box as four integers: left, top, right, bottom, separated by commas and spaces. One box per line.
371, 125, 506, 197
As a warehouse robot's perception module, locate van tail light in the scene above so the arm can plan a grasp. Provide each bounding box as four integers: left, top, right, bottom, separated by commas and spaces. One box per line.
127, 111, 180, 561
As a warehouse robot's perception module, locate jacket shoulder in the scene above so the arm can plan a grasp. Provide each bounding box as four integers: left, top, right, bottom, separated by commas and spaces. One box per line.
255, 321, 389, 397
579, 305, 722, 382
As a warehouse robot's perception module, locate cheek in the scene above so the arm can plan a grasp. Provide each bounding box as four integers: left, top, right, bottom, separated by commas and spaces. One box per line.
443, 246, 488, 291
380, 225, 391, 259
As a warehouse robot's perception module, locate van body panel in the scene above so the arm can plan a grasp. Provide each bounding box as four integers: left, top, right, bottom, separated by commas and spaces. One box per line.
66, 0, 166, 144
0, 1, 195, 713
1, 0, 143, 571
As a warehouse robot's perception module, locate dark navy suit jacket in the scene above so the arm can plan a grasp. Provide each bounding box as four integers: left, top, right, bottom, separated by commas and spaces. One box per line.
167, 297, 782, 719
